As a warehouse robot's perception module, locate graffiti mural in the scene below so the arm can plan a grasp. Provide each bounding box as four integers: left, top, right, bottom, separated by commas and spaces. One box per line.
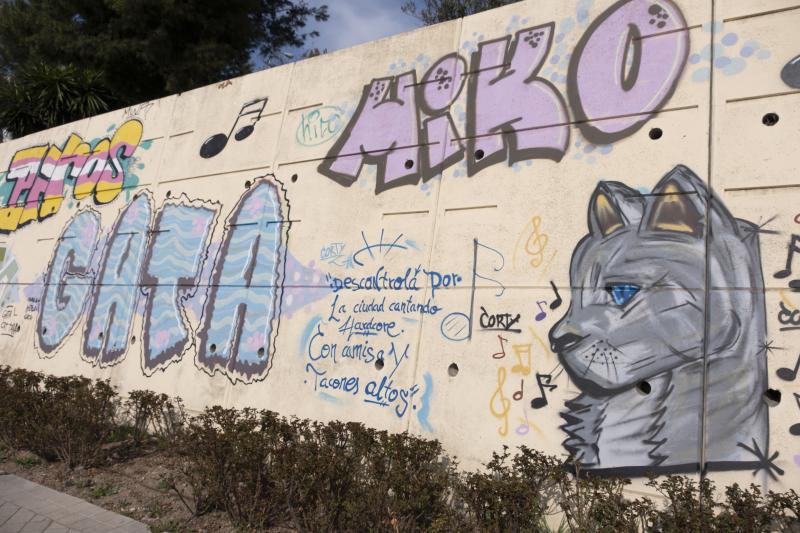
0, 120, 144, 232
0, 0, 797, 489
34, 174, 288, 384
296, 106, 345, 147
199, 98, 268, 159
320, 0, 688, 192
549, 165, 770, 475
140, 197, 218, 374
196, 179, 289, 383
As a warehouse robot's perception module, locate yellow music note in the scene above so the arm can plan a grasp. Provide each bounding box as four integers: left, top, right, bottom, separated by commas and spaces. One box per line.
524, 216, 548, 268
489, 367, 511, 437
510, 344, 532, 376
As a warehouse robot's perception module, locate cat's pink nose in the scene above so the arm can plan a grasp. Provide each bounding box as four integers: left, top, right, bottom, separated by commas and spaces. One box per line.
550, 331, 583, 353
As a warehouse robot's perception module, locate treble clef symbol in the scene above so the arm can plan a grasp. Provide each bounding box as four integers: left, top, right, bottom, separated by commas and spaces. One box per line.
489, 367, 511, 436
524, 216, 548, 268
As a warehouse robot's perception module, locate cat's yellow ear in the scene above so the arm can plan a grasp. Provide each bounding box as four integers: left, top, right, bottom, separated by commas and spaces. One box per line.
647, 181, 702, 236
593, 193, 624, 236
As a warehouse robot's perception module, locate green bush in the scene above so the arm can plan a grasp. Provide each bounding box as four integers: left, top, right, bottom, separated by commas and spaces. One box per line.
289, 420, 456, 531
167, 407, 291, 525
3, 365, 800, 532
168, 409, 457, 531
0, 366, 47, 454
456, 445, 563, 532
0, 366, 119, 467
123, 389, 186, 445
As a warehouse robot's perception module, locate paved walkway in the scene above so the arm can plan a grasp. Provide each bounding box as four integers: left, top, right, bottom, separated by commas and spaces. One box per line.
0, 474, 148, 533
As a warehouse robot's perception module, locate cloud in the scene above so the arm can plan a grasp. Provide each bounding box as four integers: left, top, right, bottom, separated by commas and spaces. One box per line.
304, 0, 421, 53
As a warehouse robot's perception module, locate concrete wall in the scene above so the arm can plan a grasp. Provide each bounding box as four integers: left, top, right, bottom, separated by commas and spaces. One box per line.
0, 0, 798, 492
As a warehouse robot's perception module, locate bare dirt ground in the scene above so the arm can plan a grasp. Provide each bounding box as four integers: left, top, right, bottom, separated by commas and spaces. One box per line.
0, 448, 238, 533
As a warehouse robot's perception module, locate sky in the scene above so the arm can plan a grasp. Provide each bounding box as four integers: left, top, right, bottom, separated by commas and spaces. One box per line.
282, 0, 423, 62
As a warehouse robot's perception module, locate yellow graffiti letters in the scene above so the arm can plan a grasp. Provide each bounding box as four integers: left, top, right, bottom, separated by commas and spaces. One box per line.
0, 120, 143, 233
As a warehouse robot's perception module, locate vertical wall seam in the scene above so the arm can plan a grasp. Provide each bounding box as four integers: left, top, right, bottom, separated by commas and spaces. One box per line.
149, 95, 179, 190
699, 0, 717, 495
219, 62, 297, 412
269, 62, 298, 177
404, 15, 465, 435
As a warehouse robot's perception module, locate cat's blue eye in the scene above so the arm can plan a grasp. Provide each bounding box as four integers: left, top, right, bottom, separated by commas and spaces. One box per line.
606, 284, 640, 306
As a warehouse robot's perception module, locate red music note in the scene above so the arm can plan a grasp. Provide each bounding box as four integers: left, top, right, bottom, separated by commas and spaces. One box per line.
513, 379, 524, 401
492, 335, 508, 359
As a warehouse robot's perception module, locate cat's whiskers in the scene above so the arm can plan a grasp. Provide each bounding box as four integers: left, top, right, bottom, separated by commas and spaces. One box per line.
613, 338, 640, 350
624, 358, 658, 372
582, 346, 600, 376
600, 352, 619, 382
605, 339, 627, 357
547, 361, 565, 380
608, 352, 620, 382
622, 352, 656, 368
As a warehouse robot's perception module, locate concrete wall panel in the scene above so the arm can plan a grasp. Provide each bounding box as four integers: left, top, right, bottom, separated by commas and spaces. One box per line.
0, 0, 797, 491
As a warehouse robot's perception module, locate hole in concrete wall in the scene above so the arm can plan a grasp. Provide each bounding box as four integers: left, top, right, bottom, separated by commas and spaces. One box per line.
649, 128, 663, 140
375, 358, 384, 371
763, 112, 779, 126
448, 363, 459, 377
98, 332, 104, 339
210, 343, 217, 354
166, 190, 171, 198
404, 160, 414, 169
245, 180, 252, 189
764, 388, 782, 406
474, 149, 485, 161
131, 336, 136, 344
636, 380, 651, 395
257, 347, 265, 357
291, 174, 298, 183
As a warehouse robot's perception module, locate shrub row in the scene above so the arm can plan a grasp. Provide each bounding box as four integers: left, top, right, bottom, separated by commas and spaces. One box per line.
0, 366, 183, 466
1, 366, 799, 532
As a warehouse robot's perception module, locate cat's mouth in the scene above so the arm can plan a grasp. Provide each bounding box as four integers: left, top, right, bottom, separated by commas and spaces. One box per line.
556, 338, 633, 393
549, 332, 587, 354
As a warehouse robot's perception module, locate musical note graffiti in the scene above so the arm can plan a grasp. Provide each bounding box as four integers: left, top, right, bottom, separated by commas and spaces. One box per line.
790, 393, 800, 436
489, 366, 511, 436
440, 238, 506, 342
774, 234, 800, 290
777, 354, 800, 382
492, 334, 509, 359
199, 98, 268, 159
548, 281, 562, 310
782, 54, 800, 89
535, 300, 547, 321
530, 373, 557, 409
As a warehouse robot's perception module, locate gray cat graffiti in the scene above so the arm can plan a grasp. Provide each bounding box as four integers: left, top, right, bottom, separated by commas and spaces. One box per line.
549, 165, 771, 476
